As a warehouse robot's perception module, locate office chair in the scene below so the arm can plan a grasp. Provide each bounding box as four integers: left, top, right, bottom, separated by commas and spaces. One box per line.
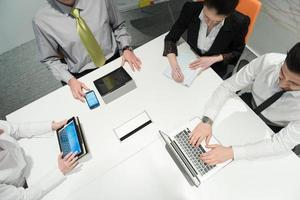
236, 0, 262, 43
224, 0, 262, 78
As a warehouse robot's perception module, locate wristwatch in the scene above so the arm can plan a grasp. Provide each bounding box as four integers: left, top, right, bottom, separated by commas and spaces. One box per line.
122, 46, 133, 52
201, 116, 213, 126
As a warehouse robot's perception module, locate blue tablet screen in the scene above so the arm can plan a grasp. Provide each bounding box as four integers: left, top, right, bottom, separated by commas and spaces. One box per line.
59, 121, 82, 157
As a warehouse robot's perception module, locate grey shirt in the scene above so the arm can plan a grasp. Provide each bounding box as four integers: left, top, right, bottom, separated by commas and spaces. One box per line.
33, 0, 131, 83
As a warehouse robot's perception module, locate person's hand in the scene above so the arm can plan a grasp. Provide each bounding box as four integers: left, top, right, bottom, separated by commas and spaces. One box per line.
189, 55, 223, 70
58, 152, 79, 175
171, 65, 184, 83
189, 122, 212, 147
200, 144, 233, 165
121, 50, 142, 71
51, 120, 68, 131
68, 78, 89, 102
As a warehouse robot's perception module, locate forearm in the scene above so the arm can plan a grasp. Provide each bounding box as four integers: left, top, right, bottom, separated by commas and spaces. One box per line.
211, 54, 224, 64
203, 81, 239, 121
232, 138, 289, 161
43, 58, 74, 83
0, 167, 65, 200
215, 54, 223, 62
167, 53, 179, 69
233, 122, 300, 160
32, 166, 66, 199
222, 50, 243, 65
8, 121, 52, 139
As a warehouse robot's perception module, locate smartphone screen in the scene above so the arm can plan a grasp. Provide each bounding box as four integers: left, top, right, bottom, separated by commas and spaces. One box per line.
85, 90, 100, 109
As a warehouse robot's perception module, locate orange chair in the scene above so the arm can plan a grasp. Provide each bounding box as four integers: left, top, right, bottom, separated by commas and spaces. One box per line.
196, 0, 261, 42
236, 0, 261, 42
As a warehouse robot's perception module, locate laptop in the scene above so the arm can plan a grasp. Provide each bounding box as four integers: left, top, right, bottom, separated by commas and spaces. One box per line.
56, 117, 88, 159
159, 117, 231, 186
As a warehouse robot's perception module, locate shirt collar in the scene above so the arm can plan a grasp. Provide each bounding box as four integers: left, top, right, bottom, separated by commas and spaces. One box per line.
288, 90, 300, 97
54, 0, 84, 15
199, 10, 204, 21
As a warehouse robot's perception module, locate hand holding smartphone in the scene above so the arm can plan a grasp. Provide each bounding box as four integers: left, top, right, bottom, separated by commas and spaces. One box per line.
84, 90, 100, 109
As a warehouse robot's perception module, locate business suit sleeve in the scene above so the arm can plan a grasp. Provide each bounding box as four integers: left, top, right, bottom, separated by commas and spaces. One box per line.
163, 2, 194, 56
222, 15, 250, 65
105, 0, 131, 51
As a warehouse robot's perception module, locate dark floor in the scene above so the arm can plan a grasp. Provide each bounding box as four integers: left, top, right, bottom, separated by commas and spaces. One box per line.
0, 0, 186, 119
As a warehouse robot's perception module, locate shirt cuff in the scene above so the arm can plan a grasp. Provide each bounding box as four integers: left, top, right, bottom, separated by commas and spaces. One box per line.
61, 71, 74, 84
202, 111, 216, 123
222, 53, 234, 64
163, 41, 178, 56
232, 145, 247, 160
119, 37, 131, 53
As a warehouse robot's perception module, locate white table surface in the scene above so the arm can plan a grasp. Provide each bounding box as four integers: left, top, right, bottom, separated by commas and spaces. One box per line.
6, 34, 300, 200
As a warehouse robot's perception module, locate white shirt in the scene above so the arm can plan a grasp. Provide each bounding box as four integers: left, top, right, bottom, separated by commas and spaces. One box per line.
197, 10, 225, 54
0, 120, 66, 200
203, 53, 300, 160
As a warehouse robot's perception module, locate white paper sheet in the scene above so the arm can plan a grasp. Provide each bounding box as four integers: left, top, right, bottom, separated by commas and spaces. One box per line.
163, 52, 202, 87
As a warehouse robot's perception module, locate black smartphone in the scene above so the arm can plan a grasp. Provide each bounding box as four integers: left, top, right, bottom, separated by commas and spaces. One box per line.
84, 90, 100, 109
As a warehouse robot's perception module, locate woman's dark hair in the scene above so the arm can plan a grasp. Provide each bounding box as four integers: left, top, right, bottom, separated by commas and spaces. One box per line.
204, 0, 239, 16
286, 42, 300, 74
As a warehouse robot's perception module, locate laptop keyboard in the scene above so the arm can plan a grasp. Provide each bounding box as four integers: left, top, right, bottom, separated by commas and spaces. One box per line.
174, 128, 216, 176
60, 131, 71, 156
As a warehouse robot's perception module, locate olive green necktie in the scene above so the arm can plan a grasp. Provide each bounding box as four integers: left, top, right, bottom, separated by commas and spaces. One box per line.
70, 8, 106, 67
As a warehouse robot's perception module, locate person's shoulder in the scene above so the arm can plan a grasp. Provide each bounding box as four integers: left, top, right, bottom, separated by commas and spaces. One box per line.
261, 53, 286, 62
230, 11, 250, 27
181, 1, 203, 14
32, 1, 57, 25
258, 53, 286, 68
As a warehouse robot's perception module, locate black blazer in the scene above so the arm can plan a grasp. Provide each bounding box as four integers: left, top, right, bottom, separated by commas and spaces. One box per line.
164, 2, 250, 77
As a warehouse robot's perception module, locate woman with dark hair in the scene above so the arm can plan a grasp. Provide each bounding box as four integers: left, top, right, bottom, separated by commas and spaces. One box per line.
163, 0, 250, 81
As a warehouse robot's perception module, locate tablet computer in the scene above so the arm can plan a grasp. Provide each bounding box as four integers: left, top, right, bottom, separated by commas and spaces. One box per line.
93, 67, 136, 104
94, 67, 132, 96
56, 117, 88, 159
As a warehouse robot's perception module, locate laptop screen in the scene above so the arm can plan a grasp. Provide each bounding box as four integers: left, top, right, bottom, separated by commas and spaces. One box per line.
58, 120, 82, 157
